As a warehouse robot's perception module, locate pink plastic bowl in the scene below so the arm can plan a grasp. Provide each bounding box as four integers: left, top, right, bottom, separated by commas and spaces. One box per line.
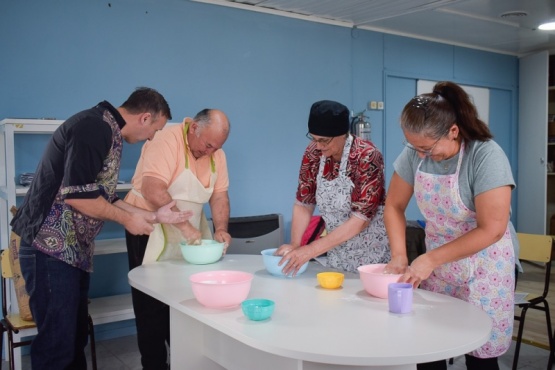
357, 263, 402, 299
189, 270, 254, 308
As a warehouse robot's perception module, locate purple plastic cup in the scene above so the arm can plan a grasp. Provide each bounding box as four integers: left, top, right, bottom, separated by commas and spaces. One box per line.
388, 283, 413, 314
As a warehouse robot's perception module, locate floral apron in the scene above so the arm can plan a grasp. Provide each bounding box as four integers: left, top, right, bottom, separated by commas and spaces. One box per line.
316, 135, 390, 273
140, 123, 215, 264
415, 143, 514, 358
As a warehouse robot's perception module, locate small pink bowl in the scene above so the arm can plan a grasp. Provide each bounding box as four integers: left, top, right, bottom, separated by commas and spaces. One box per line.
358, 264, 402, 299
189, 270, 254, 308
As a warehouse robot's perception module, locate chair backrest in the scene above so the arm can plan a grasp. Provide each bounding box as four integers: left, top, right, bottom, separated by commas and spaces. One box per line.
517, 233, 553, 263
1, 249, 13, 279
516, 233, 553, 299
1, 249, 12, 318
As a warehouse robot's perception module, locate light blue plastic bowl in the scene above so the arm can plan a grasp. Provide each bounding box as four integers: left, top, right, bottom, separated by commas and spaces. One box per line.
180, 239, 224, 265
260, 248, 308, 277
241, 298, 275, 321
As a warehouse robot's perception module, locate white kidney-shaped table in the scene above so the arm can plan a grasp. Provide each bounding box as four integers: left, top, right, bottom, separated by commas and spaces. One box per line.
128, 254, 492, 370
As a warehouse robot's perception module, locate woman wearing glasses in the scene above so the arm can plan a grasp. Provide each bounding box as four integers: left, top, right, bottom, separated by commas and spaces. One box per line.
384, 81, 516, 370
275, 100, 390, 275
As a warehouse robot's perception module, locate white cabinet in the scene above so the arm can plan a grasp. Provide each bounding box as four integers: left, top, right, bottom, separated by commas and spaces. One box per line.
0, 119, 61, 250
547, 88, 555, 234
0, 118, 133, 250
0, 118, 134, 369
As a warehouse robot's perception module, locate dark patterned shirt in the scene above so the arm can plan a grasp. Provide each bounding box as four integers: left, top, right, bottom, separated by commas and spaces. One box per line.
11, 101, 124, 272
295, 136, 386, 220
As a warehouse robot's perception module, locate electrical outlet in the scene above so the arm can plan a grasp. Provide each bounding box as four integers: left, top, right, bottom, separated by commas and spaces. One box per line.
377, 101, 384, 110
369, 101, 377, 110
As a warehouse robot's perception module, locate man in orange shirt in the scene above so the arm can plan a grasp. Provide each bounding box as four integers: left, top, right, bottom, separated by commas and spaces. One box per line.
124, 108, 232, 369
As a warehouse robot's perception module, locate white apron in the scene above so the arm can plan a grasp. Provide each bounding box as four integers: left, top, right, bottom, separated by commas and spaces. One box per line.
141, 123, 216, 264
315, 135, 390, 273
415, 143, 514, 358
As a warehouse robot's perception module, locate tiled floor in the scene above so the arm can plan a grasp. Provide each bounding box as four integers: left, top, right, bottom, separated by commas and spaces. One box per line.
3, 334, 552, 369
3, 334, 142, 370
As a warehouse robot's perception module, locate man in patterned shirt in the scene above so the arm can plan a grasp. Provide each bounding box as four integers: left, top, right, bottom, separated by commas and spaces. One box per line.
11, 87, 191, 369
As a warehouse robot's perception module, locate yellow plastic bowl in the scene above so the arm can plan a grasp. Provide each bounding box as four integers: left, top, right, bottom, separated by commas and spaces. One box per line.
317, 272, 345, 289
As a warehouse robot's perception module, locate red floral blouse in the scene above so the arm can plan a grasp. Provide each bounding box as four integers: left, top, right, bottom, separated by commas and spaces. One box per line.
295, 136, 386, 220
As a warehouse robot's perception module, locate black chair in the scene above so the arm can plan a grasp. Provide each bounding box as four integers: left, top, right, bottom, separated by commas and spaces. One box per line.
512, 233, 553, 370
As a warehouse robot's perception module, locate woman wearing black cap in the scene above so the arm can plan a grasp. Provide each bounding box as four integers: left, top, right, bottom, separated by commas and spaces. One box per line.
275, 100, 390, 275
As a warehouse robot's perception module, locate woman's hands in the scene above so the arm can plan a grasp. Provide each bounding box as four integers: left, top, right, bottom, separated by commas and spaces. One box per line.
385, 253, 436, 288
383, 255, 408, 275
401, 254, 436, 287
274, 243, 313, 277
275, 243, 296, 256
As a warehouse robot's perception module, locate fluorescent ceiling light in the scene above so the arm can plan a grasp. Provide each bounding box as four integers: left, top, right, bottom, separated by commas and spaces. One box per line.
539, 22, 555, 30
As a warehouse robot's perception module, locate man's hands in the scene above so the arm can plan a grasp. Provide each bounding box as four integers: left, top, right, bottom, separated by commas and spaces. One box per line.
123, 200, 193, 236
213, 229, 232, 253
177, 221, 203, 245
153, 200, 193, 224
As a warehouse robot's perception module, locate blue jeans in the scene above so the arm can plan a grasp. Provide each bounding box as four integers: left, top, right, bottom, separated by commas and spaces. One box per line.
19, 240, 90, 370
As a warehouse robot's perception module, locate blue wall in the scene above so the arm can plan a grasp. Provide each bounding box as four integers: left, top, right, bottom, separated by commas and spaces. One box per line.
0, 0, 519, 340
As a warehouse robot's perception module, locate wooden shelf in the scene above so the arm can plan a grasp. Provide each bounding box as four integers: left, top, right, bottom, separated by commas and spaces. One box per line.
88, 293, 134, 325
14, 293, 135, 338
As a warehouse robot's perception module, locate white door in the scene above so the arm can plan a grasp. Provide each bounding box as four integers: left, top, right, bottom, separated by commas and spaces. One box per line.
517, 51, 548, 234
384, 75, 423, 220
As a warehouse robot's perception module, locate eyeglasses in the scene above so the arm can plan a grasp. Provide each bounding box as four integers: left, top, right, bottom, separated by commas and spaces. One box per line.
402, 137, 441, 156
306, 133, 334, 146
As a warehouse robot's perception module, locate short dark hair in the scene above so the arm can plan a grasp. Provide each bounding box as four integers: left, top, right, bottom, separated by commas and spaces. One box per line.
120, 87, 172, 120
194, 108, 211, 126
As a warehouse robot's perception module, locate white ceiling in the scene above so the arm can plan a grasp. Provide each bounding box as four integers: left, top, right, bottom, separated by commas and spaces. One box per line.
191, 0, 555, 56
